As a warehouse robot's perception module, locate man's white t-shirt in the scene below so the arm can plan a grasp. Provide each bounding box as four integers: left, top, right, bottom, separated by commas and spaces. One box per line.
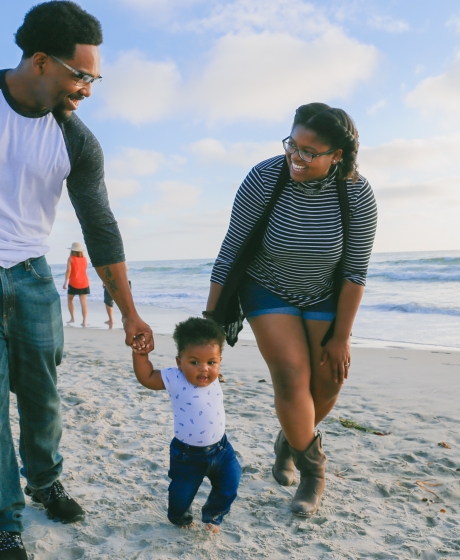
0, 69, 125, 269
161, 367, 225, 447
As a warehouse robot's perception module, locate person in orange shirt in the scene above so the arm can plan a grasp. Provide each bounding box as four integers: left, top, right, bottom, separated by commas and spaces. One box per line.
63, 242, 90, 326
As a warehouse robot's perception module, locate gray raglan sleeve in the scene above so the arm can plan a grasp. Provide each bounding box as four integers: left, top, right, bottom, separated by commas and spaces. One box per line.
60, 114, 125, 267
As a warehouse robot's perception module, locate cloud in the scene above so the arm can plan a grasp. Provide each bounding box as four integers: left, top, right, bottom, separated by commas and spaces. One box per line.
190, 30, 378, 123
106, 148, 165, 177
143, 181, 202, 214
118, 217, 143, 229
115, 0, 206, 27
105, 178, 141, 199
405, 52, 460, 121
123, 0, 197, 7
360, 136, 460, 252
367, 15, 410, 33
187, 138, 281, 167
446, 15, 460, 34
366, 99, 386, 115
156, 208, 232, 234
184, 0, 328, 35
358, 134, 460, 219
374, 177, 459, 201
103, 147, 167, 199
359, 134, 460, 179
116, 0, 337, 36
97, 51, 182, 124
97, 0, 379, 126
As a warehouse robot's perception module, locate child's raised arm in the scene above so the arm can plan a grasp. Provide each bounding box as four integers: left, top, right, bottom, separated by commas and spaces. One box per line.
132, 352, 165, 391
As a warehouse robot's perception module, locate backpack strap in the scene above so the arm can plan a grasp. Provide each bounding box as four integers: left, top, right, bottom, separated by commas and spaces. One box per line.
214, 158, 290, 345
320, 177, 350, 346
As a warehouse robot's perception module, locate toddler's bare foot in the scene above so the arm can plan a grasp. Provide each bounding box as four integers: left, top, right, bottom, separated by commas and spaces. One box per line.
179, 522, 196, 529
205, 523, 219, 533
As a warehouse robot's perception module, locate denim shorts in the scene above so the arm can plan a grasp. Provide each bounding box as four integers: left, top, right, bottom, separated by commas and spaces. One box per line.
240, 276, 336, 321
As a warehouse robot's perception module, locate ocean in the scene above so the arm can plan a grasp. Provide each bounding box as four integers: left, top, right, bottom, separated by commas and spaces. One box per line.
51, 250, 460, 349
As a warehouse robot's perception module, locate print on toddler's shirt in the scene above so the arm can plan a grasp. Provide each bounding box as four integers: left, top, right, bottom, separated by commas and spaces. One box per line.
161, 367, 225, 446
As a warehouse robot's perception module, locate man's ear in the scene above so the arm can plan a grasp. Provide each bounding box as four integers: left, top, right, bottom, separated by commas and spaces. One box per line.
175, 355, 181, 370
31, 52, 49, 75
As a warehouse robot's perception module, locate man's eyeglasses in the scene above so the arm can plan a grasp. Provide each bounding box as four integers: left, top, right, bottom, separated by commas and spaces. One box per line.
51, 55, 102, 86
282, 137, 334, 163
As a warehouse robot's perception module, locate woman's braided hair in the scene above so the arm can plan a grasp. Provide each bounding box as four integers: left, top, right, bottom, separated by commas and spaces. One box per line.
293, 105, 360, 182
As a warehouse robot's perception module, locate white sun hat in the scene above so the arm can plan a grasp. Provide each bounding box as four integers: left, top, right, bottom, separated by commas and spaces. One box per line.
69, 242, 85, 252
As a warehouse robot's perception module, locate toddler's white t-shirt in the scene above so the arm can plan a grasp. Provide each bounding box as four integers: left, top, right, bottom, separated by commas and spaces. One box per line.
161, 367, 225, 447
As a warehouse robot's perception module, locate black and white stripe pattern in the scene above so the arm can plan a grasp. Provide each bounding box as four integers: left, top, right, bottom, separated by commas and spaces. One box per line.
211, 155, 378, 307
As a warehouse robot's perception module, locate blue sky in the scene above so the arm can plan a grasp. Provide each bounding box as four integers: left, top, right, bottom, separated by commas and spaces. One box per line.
2, 0, 460, 262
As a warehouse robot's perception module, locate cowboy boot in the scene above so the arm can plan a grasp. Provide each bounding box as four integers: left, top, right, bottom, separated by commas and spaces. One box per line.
289, 432, 326, 516
272, 430, 295, 486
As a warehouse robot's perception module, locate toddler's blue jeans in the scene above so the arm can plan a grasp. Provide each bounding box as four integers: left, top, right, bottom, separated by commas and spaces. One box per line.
168, 434, 241, 526
0, 257, 64, 532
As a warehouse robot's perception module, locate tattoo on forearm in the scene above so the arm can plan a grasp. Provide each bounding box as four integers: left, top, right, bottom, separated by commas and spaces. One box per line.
102, 266, 118, 295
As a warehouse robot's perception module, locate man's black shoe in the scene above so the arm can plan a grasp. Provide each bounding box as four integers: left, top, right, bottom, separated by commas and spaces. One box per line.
24, 480, 84, 523
0, 531, 28, 560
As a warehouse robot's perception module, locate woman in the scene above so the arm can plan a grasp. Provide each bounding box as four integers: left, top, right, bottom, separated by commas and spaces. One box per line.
205, 103, 377, 516
63, 242, 90, 327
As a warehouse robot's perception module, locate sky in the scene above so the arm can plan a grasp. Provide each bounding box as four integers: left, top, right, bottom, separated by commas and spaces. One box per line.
2, 0, 460, 263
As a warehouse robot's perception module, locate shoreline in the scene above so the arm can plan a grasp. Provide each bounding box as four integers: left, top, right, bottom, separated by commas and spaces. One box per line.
61, 299, 460, 353
12, 327, 460, 559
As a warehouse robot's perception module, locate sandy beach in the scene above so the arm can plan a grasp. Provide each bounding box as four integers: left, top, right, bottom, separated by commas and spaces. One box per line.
10, 305, 460, 559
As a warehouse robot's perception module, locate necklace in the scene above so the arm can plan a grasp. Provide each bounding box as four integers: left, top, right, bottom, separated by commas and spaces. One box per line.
292, 166, 337, 196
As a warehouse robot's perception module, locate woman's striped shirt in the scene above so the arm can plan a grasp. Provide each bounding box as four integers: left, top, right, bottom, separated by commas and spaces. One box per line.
211, 155, 378, 307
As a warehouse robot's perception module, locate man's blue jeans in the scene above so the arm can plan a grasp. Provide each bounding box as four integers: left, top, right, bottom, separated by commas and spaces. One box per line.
0, 257, 64, 532
168, 434, 241, 527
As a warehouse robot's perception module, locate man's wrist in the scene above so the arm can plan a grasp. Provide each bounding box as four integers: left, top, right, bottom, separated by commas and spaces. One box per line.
122, 309, 141, 322
202, 310, 215, 319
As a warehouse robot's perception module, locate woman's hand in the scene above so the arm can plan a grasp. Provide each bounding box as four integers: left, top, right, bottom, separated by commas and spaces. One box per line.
63, 283, 67, 290
320, 335, 351, 384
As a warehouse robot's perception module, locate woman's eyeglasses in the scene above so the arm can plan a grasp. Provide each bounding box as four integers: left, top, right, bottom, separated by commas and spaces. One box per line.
282, 137, 334, 163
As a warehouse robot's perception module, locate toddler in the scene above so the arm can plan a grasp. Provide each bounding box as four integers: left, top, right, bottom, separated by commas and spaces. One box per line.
133, 317, 241, 532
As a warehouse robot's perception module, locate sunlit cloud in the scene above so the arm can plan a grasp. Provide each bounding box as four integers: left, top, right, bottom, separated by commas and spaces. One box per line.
366, 99, 386, 115
106, 148, 165, 177
143, 180, 202, 214
405, 52, 460, 121
97, 51, 182, 124
359, 133, 460, 181
104, 147, 167, 200
184, 0, 327, 35
97, 28, 378, 125
105, 178, 141, 199
187, 138, 281, 167
189, 30, 378, 123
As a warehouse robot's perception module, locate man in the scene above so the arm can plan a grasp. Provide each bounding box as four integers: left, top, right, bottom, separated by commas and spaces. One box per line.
0, 3, 153, 558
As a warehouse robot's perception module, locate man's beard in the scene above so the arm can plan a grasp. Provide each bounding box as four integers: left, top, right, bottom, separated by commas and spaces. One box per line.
53, 101, 73, 122
53, 94, 84, 121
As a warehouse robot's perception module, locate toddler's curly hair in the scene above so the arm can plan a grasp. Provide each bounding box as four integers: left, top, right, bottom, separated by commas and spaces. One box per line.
173, 317, 226, 356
